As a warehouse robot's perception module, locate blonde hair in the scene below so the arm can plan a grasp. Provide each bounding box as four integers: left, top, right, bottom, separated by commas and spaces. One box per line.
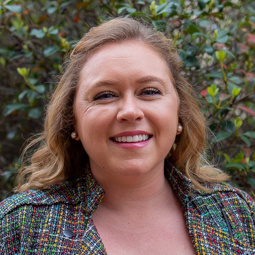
17, 17, 228, 192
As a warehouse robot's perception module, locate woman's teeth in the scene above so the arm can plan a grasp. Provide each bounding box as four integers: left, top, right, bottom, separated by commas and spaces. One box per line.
113, 134, 149, 143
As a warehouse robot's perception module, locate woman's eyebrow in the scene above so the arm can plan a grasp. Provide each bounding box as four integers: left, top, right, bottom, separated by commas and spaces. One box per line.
135, 76, 165, 85
81, 76, 166, 95
82, 80, 118, 95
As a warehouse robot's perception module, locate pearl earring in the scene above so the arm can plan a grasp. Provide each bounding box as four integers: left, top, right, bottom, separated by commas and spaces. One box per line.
177, 124, 183, 132
71, 131, 78, 139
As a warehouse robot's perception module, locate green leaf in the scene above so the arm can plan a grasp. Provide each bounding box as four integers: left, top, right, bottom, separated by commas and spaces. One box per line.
216, 36, 228, 43
60, 1, 73, 9
34, 85, 46, 94
125, 6, 137, 13
5, 4, 22, 13
178, 49, 187, 59
243, 132, 255, 139
28, 108, 42, 119
216, 50, 226, 62
43, 46, 60, 57
30, 29, 45, 39
187, 24, 200, 34
248, 177, 255, 188
225, 162, 246, 170
221, 49, 236, 59
157, 6, 177, 17
205, 71, 223, 79
193, 32, 210, 39
152, 20, 167, 32
207, 84, 219, 97
222, 121, 235, 133
240, 135, 251, 147
205, 94, 213, 104
234, 117, 242, 129
216, 30, 229, 43
27, 78, 38, 86
212, 131, 232, 143
48, 27, 59, 35
249, 161, 255, 167
193, 10, 204, 16
157, 2, 178, 15
223, 153, 230, 163
227, 83, 241, 94
0, 57, 6, 67
204, 45, 214, 54
117, 6, 127, 14
232, 87, 241, 97
183, 57, 199, 68
186, 45, 198, 57
198, 0, 210, 9
27, 90, 37, 100
228, 76, 242, 85
3, 104, 28, 117
199, 19, 211, 28
17, 67, 30, 78
184, 20, 200, 35
150, 1, 157, 16
234, 152, 244, 162
18, 90, 28, 101
128, 12, 151, 18
7, 130, 16, 140
47, 6, 57, 15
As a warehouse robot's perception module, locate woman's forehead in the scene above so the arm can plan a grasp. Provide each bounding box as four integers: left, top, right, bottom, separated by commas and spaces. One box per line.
79, 40, 174, 81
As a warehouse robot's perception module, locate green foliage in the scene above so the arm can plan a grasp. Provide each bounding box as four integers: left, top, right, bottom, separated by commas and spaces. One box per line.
1, 0, 255, 200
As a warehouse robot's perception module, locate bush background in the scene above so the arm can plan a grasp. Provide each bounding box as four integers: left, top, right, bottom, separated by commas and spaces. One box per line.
1, 0, 255, 201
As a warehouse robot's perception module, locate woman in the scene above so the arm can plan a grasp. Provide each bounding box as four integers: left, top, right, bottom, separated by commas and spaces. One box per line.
0, 18, 254, 255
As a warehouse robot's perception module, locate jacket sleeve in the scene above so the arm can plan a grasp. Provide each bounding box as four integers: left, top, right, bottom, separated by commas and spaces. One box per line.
0, 203, 33, 254
1, 209, 19, 254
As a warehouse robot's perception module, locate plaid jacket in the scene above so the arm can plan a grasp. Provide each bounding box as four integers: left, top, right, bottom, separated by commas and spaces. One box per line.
1, 161, 255, 255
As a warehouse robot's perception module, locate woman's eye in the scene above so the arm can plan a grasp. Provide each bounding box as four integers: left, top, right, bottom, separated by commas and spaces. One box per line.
94, 91, 116, 101
140, 88, 162, 96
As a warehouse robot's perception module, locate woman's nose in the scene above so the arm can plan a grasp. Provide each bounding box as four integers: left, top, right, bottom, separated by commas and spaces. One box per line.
116, 96, 144, 122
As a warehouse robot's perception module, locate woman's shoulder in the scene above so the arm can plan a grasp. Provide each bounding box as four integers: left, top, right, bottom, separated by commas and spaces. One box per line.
0, 176, 88, 220
195, 181, 255, 214
0, 175, 105, 254
209, 182, 254, 201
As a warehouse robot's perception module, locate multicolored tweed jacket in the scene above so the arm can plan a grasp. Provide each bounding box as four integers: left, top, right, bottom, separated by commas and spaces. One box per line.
1, 161, 255, 255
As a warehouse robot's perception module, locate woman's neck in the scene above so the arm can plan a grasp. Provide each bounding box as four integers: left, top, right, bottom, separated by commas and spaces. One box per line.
91, 163, 177, 215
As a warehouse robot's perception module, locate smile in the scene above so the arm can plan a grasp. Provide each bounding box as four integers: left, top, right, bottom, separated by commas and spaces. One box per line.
112, 134, 150, 143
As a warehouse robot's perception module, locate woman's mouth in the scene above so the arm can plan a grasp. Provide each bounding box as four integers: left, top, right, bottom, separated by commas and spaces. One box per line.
111, 134, 150, 143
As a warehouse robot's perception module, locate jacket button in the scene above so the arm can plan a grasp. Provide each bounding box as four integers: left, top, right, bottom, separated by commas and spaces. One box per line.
63, 229, 73, 238
243, 251, 251, 255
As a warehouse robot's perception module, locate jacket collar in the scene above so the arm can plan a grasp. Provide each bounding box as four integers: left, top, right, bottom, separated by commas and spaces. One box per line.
164, 159, 238, 208
1, 161, 236, 218
0, 170, 103, 218
164, 159, 192, 208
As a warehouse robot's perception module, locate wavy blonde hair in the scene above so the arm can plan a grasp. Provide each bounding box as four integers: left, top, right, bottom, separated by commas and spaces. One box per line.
17, 17, 228, 192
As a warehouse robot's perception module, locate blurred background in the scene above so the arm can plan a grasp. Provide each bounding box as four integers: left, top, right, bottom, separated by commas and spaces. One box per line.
1, 0, 255, 200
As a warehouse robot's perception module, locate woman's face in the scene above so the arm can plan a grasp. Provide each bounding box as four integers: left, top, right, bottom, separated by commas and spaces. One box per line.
74, 40, 180, 179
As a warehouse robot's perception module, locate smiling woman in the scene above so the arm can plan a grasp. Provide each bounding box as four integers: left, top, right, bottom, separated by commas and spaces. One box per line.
0, 18, 255, 255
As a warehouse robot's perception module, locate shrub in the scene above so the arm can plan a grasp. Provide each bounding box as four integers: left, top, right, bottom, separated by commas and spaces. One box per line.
1, 0, 255, 200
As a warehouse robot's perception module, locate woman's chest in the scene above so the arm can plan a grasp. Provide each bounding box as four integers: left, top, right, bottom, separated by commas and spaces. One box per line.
92, 208, 196, 255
